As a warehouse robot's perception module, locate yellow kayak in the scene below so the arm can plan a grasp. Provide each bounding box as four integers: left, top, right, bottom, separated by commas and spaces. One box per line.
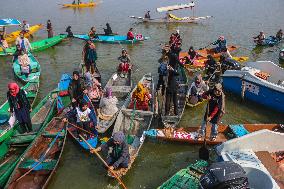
5, 24, 43, 44
62, 2, 96, 7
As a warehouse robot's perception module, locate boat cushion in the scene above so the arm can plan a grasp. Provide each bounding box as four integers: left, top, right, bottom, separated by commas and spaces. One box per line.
19, 159, 57, 170
229, 124, 250, 137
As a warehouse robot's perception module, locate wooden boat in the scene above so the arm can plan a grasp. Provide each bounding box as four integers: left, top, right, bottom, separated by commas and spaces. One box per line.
160, 65, 188, 128
0, 34, 68, 56
5, 117, 67, 189
61, 2, 96, 8
96, 72, 132, 133
13, 53, 41, 83
144, 123, 284, 145
110, 73, 154, 178
0, 89, 58, 188
157, 2, 195, 12
5, 24, 43, 44
73, 34, 149, 44
0, 78, 39, 143
130, 15, 212, 23
158, 160, 208, 189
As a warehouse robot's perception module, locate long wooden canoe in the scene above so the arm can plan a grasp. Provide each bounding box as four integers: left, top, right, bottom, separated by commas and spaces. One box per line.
110, 73, 154, 178
13, 53, 41, 83
0, 78, 39, 143
144, 123, 283, 145
5, 24, 43, 44
5, 117, 67, 189
160, 65, 188, 128
0, 89, 58, 188
96, 72, 132, 133
0, 34, 68, 56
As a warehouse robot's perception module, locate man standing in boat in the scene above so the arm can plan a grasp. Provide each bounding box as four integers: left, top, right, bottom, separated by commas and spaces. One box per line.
92, 131, 130, 171
197, 83, 225, 141
144, 10, 151, 19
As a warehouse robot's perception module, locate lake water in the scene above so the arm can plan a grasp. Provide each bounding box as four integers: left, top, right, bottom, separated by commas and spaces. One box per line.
1, 0, 284, 188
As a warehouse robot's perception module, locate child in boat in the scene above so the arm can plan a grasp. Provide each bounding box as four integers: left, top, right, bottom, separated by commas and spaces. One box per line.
87, 78, 102, 111
117, 49, 131, 78
129, 82, 151, 111
92, 131, 130, 171
18, 51, 31, 78
156, 55, 168, 95
63, 100, 98, 140
187, 74, 209, 105
99, 87, 118, 117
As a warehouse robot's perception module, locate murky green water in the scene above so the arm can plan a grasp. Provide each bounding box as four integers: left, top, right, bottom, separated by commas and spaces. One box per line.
1, 0, 284, 188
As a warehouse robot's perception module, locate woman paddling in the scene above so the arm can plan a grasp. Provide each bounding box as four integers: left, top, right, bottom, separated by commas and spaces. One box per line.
7, 82, 32, 133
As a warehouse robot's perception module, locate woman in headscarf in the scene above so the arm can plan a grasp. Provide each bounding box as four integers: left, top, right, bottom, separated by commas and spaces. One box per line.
68, 71, 87, 107
87, 78, 102, 111
7, 82, 32, 133
117, 49, 131, 78
83, 40, 97, 75
99, 87, 118, 117
129, 83, 151, 111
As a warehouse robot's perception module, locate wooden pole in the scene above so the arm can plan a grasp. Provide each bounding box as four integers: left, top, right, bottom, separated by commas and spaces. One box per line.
79, 135, 128, 189
67, 121, 94, 136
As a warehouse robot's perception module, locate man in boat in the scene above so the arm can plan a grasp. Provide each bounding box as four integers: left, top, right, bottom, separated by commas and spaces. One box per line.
83, 40, 97, 75
99, 87, 118, 118
204, 55, 217, 77
187, 74, 209, 105
253, 31, 265, 45
156, 55, 169, 95
187, 46, 198, 64
68, 71, 88, 107
219, 55, 241, 74
165, 65, 179, 115
88, 27, 99, 40
92, 131, 130, 171
15, 32, 32, 53
0, 31, 8, 54
276, 29, 283, 41
197, 83, 225, 141
117, 49, 131, 78
212, 36, 227, 53
46, 20, 53, 38
127, 28, 135, 40
103, 23, 113, 35
63, 100, 97, 140
21, 20, 30, 34
129, 82, 151, 111
66, 26, 73, 37
7, 82, 32, 133
144, 10, 151, 19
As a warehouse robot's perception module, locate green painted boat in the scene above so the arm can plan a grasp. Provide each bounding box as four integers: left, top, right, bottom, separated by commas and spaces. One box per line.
13, 53, 41, 82
0, 34, 68, 56
0, 78, 39, 143
158, 160, 208, 189
0, 89, 58, 188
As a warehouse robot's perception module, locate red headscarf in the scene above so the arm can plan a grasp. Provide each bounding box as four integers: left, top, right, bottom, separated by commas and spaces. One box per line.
8, 82, 20, 97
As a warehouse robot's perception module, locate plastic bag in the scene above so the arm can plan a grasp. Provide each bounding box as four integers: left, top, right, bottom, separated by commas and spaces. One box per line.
8, 113, 16, 127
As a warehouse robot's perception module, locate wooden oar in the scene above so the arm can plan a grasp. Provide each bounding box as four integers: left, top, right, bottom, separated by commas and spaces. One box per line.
67, 121, 94, 136
199, 43, 213, 50
79, 135, 128, 189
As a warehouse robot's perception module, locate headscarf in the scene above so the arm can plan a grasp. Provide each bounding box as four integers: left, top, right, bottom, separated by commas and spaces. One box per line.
8, 82, 20, 97
113, 131, 125, 143
133, 82, 146, 102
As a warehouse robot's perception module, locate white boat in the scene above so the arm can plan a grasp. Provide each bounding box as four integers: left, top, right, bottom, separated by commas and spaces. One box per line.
156, 2, 195, 13
216, 130, 284, 189
222, 61, 284, 113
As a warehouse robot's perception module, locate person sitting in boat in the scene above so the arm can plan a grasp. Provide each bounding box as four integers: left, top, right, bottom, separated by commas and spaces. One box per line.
18, 51, 31, 78
219, 55, 241, 74
220, 47, 233, 59
186, 74, 209, 105
144, 10, 151, 19
157, 55, 169, 95
117, 49, 131, 78
15, 33, 32, 53
276, 29, 283, 41
205, 55, 217, 76
87, 78, 102, 111
253, 31, 265, 45
103, 23, 113, 35
21, 20, 30, 34
165, 65, 179, 116
129, 82, 151, 111
197, 83, 225, 141
63, 100, 97, 140
127, 28, 134, 40
0, 31, 8, 54
7, 82, 32, 133
99, 87, 118, 118
88, 27, 98, 40
212, 36, 227, 53
69, 71, 88, 107
83, 40, 97, 75
66, 26, 73, 37
187, 46, 198, 64
92, 131, 130, 171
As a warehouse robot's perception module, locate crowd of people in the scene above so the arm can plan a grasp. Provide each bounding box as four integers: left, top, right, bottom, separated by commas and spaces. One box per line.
253, 29, 283, 45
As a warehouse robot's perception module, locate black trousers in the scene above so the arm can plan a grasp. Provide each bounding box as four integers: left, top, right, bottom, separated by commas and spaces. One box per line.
156, 75, 166, 95
20, 121, 32, 133
165, 91, 178, 115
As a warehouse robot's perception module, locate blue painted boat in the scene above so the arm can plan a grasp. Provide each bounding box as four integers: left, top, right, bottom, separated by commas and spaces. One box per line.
73, 34, 149, 44
0, 18, 21, 26
222, 61, 284, 113
280, 48, 284, 61
255, 36, 281, 47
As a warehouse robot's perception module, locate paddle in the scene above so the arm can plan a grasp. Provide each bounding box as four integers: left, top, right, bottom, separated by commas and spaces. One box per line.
67, 121, 95, 136
79, 135, 128, 189
199, 43, 213, 50
198, 104, 209, 161
14, 125, 65, 182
